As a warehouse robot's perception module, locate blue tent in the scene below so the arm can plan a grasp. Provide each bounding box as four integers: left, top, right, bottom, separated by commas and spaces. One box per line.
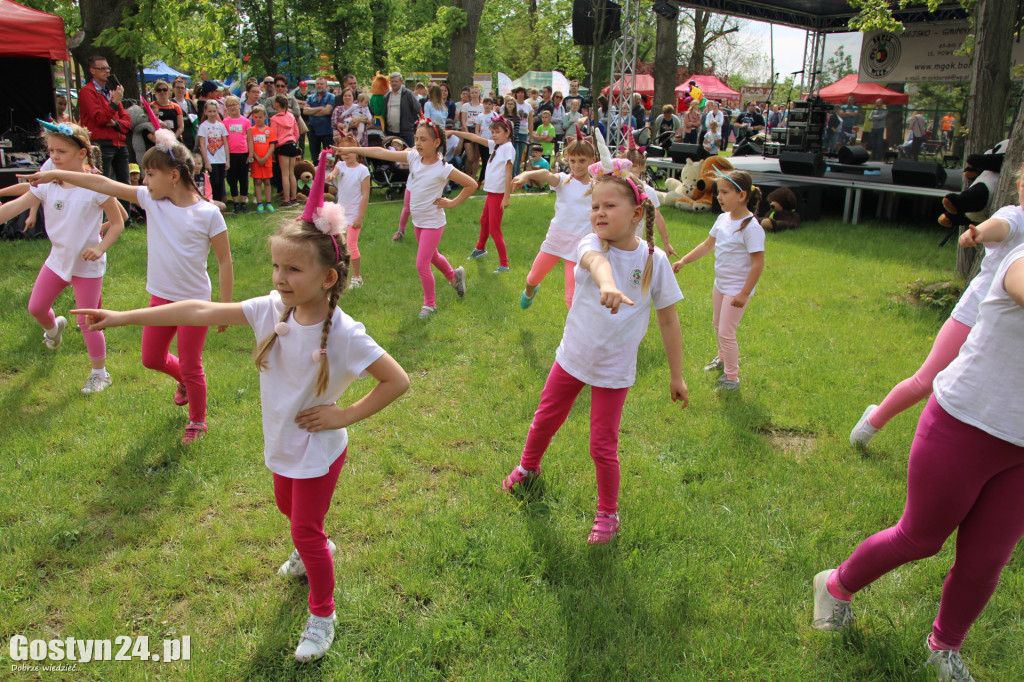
143, 60, 190, 83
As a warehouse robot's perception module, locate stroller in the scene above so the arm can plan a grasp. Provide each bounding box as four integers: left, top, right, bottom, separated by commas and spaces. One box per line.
367, 133, 409, 200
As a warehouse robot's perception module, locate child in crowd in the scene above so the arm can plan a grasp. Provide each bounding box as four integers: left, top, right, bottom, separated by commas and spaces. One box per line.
619, 146, 677, 258
514, 134, 597, 309
814, 241, 1024, 682
533, 109, 556, 163
460, 86, 484, 179
326, 139, 371, 288
350, 93, 373, 146
71, 167, 409, 663
474, 98, 495, 183
248, 105, 277, 213
24, 133, 234, 444
222, 96, 253, 213
503, 153, 687, 544
703, 118, 723, 156
198, 100, 229, 208
850, 169, 1024, 447
346, 118, 478, 318
271, 94, 301, 207
450, 115, 516, 273
673, 169, 764, 390
523, 146, 550, 191
1, 121, 124, 394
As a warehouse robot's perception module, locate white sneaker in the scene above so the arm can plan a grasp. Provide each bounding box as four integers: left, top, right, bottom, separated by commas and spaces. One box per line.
277, 539, 337, 577
43, 316, 67, 350
703, 356, 724, 372
348, 275, 363, 289
924, 636, 975, 681
81, 372, 112, 394
418, 305, 437, 319
294, 612, 336, 662
812, 569, 853, 631
850, 405, 880, 448
451, 266, 466, 297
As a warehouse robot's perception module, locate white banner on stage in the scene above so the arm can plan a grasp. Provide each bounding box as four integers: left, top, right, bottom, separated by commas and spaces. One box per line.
860, 21, 1024, 83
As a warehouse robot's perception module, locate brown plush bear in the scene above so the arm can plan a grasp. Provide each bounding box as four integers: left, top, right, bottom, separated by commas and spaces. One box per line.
675, 156, 734, 212
760, 187, 801, 231
294, 159, 337, 202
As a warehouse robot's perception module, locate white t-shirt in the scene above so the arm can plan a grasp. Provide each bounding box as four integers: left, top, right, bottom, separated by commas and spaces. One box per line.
462, 102, 484, 130
136, 187, 228, 301
516, 102, 533, 135
710, 212, 766, 296
31, 182, 110, 280
406, 150, 455, 230
475, 112, 494, 141
483, 140, 515, 194
556, 233, 683, 389
333, 162, 370, 224
950, 205, 1024, 327
934, 244, 1024, 446
540, 173, 593, 261
198, 120, 228, 164
241, 291, 387, 478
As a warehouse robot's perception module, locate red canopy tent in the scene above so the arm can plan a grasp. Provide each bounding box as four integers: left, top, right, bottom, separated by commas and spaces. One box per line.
818, 74, 908, 105
602, 74, 655, 96
0, 0, 69, 60
675, 75, 741, 107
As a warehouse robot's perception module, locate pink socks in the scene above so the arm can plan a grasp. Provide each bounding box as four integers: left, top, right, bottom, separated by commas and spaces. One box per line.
827, 570, 853, 601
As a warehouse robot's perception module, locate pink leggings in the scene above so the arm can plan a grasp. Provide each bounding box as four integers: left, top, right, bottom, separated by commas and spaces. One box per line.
477, 192, 508, 267
347, 225, 361, 260
273, 450, 346, 617
520, 361, 630, 514
141, 295, 209, 424
28, 265, 106, 361
399, 189, 411, 231
712, 287, 749, 381
869, 317, 972, 429
527, 251, 576, 308
413, 226, 455, 307
837, 397, 1024, 648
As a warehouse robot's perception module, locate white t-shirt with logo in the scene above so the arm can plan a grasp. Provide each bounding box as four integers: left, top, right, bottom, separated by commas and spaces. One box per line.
710, 212, 766, 296
540, 173, 593, 261
136, 187, 227, 301
555, 233, 683, 389
241, 291, 387, 478
475, 112, 494, 140
30, 182, 110, 280
406, 150, 455, 230
198, 120, 228, 164
462, 102, 484, 130
516, 102, 533, 135
950, 205, 1024, 327
333, 162, 370, 225
483, 140, 515, 194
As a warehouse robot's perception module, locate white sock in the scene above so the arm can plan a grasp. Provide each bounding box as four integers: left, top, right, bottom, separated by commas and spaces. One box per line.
91, 367, 107, 377
44, 324, 58, 337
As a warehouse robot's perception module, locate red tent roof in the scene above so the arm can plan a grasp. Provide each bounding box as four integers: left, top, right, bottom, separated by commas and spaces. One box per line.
675, 75, 741, 103
818, 74, 908, 105
603, 74, 655, 96
0, 0, 69, 61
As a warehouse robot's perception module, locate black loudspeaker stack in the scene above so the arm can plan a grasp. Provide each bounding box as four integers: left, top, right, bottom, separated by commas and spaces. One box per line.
668, 143, 708, 164
572, 0, 623, 45
891, 160, 947, 188
779, 151, 826, 177
731, 139, 763, 157
837, 145, 870, 165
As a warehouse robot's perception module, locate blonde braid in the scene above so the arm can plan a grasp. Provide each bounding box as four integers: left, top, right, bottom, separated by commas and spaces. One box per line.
314, 290, 340, 396
641, 197, 656, 295
253, 306, 295, 372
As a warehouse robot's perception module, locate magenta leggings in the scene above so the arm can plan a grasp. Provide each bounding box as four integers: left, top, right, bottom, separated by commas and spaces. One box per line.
870, 317, 972, 429
527, 251, 576, 308
712, 287, 749, 381
28, 265, 106, 361
141, 295, 209, 423
347, 225, 361, 260
413, 226, 455, 307
477, 192, 508, 267
273, 449, 345, 617
399, 189, 411, 231
837, 397, 1024, 648
520, 361, 630, 514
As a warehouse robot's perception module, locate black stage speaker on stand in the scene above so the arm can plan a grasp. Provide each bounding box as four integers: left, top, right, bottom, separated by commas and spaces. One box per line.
838, 145, 870, 165
779, 151, 825, 177
572, 0, 622, 45
668, 143, 708, 164
892, 160, 946, 188
731, 138, 763, 157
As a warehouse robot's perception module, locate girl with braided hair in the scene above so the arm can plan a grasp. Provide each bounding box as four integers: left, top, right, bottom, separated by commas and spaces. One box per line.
68, 151, 409, 663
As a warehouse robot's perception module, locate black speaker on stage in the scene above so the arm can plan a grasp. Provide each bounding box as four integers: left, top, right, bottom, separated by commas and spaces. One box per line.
572, 0, 622, 46
731, 139, 763, 157
779, 151, 825, 177
838, 145, 870, 165
892, 160, 946, 188
668, 143, 707, 164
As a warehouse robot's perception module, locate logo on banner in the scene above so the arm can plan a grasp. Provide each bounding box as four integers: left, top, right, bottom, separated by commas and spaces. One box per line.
863, 33, 902, 78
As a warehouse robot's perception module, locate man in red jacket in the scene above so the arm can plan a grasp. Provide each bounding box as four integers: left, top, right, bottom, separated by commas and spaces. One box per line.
78, 55, 131, 188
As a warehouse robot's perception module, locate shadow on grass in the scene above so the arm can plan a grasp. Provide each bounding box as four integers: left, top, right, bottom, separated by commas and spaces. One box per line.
825, 621, 935, 681
239, 596, 333, 681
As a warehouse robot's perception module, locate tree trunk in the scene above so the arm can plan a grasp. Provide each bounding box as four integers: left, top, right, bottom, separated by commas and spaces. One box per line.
687, 10, 707, 74
654, 13, 678, 113
371, 0, 390, 73
957, 0, 1015, 279
72, 0, 141, 100
447, 0, 485, 93
994, 95, 1024, 208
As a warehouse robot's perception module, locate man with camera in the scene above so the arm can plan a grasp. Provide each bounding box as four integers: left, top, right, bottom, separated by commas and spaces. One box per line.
79, 55, 131, 187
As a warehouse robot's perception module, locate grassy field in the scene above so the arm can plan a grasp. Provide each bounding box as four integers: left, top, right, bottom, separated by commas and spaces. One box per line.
1, 189, 1022, 681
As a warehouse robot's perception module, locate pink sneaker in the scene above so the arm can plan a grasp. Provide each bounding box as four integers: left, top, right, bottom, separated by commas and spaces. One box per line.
587, 512, 619, 545
181, 421, 208, 445
173, 382, 188, 406
502, 465, 540, 492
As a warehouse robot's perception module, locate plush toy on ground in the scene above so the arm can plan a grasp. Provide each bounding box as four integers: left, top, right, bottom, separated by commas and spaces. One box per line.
938, 139, 1008, 229
760, 187, 801, 231
294, 159, 337, 202
655, 159, 702, 210
675, 156, 734, 212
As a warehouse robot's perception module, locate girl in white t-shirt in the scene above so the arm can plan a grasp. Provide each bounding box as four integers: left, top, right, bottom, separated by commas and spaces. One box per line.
812, 243, 1024, 682
460, 86, 485, 178
1, 122, 124, 394
24, 136, 234, 444
450, 116, 515, 272
197, 100, 229, 205
345, 118, 478, 318
850, 170, 1024, 447
326, 139, 370, 288
673, 169, 765, 390
513, 135, 596, 309
503, 160, 688, 545
71, 195, 409, 665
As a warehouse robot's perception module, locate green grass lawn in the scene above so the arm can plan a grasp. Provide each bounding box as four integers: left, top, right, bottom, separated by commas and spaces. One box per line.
1, 191, 1022, 681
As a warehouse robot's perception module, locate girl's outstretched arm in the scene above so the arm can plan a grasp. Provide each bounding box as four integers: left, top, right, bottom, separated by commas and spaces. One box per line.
342, 145, 407, 163
0, 192, 41, 225
512, 168, 560, 190
434, 169, 478, 209
294, 353, 410, 432
656, 305, 688, 407
72, 300, 250, 330
0, 183, 31, 198
672, 236, 716, 272
450, 130, 486, 146
959, 216, 1012, 248
580, 250, 634, 313
19, 170, 140, 205
731, 251, 764, 308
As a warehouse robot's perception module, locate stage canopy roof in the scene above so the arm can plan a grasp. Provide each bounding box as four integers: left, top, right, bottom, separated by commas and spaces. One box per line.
670, 1, 968, 33
604, 74, 655, 96
818, 74, 909, 104
0, 0, 69, 61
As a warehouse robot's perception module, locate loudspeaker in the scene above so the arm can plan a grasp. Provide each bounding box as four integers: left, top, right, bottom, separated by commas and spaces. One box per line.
892, 160, 947, 188
572, 0, 622, 46
731, 139, 763, 157
838, 145, 870, 165
779, 151, 825, 177
668, 143, 707, 164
